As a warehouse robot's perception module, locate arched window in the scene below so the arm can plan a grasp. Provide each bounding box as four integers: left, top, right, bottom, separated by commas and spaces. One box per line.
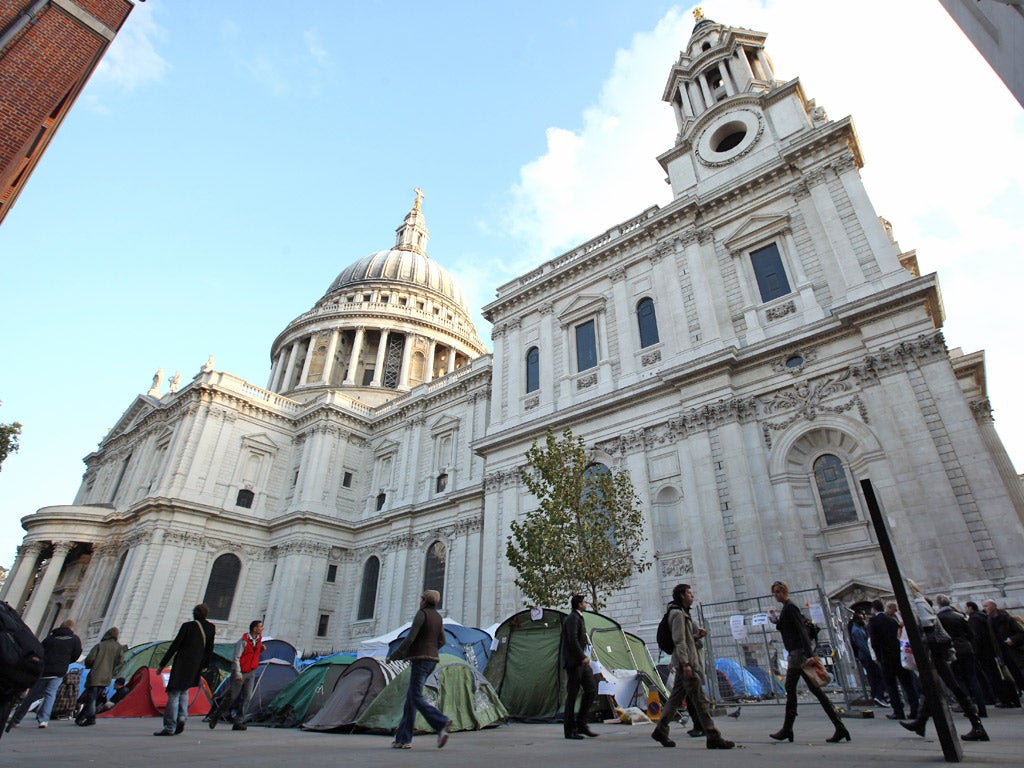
203, 553, 241, 621
525, 347, 540, 393
423, 541, 446, 607
236, 489, 254, 508
637, 298, 659, 348
813, 454, 858, 526
436, 472, 448, 493
357, 556, 380, 620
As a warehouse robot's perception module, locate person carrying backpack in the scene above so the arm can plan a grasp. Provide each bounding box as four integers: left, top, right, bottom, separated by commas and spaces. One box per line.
6, 619, 81, 730
650, 583, 734, 750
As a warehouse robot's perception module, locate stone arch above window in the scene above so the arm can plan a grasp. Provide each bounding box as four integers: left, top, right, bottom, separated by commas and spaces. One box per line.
357, 556, 380, 620
203, 553, 242, 621
778, 426, 870, 531
423, 541, 446, 607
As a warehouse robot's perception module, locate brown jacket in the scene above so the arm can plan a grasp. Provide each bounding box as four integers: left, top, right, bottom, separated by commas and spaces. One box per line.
392, 607, 445, 661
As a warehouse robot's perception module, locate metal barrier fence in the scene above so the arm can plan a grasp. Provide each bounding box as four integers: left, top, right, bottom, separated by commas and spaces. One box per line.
694, 586, 859, 709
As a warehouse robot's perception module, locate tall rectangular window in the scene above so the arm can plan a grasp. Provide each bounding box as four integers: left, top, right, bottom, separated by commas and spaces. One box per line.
575, 320, 597, 372
317, 613, 330, 637
326, 564, 337, 583
750, 243, 791, 302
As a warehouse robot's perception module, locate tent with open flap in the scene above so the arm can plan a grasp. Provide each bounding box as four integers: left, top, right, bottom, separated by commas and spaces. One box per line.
97, 667, 212, 718
300, 657, 407, 732
260, 653, 357, 727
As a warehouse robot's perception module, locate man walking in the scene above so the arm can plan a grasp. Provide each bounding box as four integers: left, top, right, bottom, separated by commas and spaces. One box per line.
651, 584, 734, 749
561, 594, 597, 740
6, 619, 81, 730
209, 620, 265, 731
867, 599, 918, 720
386, 590, 452, 749
77, 627, 125, 726
154, 604, 215, 736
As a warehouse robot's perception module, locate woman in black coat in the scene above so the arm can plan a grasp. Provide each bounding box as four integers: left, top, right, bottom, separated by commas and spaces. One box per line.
768, 580, 850, 744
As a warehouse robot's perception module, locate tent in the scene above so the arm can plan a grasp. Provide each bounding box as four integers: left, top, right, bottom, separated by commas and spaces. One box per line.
354, 654, 507, 734
301, 657, 407, 732
386, 624, 493, 673
714, 658, 765, 698
97, 667, 212, 718
117, 640, 233, 694
484, 608, 667, 720
211, 659, 299, 723
356, 617, 465, 659
260, 653, 357, 727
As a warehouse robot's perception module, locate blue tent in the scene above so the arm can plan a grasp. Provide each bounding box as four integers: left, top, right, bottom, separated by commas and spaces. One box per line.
714, 658, 764, 698
388, 624, 492, 672
744, 664, 784, 696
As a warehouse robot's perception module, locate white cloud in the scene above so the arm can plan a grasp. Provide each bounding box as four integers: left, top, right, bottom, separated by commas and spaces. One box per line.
93, 3, 169, 91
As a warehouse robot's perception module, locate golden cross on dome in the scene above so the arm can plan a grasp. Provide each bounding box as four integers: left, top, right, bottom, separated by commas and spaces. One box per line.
694, 7, 704, 21
413, 187, 424, 211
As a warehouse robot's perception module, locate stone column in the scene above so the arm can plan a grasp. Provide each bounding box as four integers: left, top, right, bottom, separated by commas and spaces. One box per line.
446, 346, 456, 374
297, 335, 315, 386
371, 329, 389, 387
0, 541, 44, 609
755, 50, 772, 81
425, 339, 437, 383
698, 73, 713, 106
687, 81, 705, 113
267, 353, 283, 391
22, 542, 73, 633
539, 303, 555, 403
343, 327, 366, 385
720, 60, 736, 96
832, 152, 905, 280
398, 333, 415, 389
805, 169, 868, 296
322, 328, 341, 385
734, 47, 755, 88
506, 320, 523, 401
281, 341, 301, 392
609, 265, 636, 378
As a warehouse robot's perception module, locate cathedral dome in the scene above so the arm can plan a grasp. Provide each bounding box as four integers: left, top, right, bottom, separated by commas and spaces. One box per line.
324, 247, 472, 317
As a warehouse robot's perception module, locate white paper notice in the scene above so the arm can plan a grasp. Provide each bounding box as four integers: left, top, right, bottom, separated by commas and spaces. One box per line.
751, 612, 770, 627
730, 614, 747, 640
808, 603, 826, 625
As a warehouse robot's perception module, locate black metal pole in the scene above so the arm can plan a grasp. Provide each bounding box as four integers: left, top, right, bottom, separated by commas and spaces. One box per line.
860, 478, 962, 763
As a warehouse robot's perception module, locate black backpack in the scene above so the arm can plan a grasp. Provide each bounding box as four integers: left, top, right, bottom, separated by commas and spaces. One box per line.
656, 606, 677, 655
0, 601, 44, 690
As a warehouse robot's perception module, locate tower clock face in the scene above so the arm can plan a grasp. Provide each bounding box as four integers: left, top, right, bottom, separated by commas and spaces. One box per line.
695, 108, 764, 167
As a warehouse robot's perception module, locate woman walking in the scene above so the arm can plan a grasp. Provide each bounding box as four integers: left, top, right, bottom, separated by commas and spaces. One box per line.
768, 580, 850, 744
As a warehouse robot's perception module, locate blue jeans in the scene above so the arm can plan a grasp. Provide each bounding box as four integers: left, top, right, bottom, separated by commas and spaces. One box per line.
394, 660, 448, 745
162, 689, 189, 733
10, 676, 63, 726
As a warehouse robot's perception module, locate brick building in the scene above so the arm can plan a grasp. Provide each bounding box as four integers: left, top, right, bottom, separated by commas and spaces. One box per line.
0, 0, 134, 226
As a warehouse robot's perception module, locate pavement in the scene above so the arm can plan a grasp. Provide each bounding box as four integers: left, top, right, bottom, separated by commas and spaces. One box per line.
1, 703, 1021, 768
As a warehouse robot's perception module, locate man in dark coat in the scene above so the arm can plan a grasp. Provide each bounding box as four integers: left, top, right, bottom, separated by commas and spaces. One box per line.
560, 594, 597, 740
154, 604, 215, 736
6, 619, 82, 730
983, 599, 1024, 708
867, 599, 918, 720
965, 601, 1000, 706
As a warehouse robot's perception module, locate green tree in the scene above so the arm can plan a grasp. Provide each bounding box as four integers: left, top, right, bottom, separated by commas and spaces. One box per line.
0, 401, 21, 472
506, 427, 651, 611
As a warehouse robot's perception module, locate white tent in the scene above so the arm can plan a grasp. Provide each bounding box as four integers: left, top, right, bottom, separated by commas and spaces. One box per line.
356, 617, 464, 658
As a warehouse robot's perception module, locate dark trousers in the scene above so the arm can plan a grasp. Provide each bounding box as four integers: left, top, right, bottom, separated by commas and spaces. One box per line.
915, 653, 978, 726
951, 654, 988, 716
880, 659, 919, 717
563, 662, 596, 735
857, 656, 886, 701
783, 651, 842, 727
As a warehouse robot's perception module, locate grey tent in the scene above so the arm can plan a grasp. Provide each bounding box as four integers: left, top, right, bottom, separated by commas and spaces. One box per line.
300, 657, 406, 732
212, 659, 299, 723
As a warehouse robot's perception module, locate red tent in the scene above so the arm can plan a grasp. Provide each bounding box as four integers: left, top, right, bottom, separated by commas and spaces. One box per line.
98, 667, 212, 718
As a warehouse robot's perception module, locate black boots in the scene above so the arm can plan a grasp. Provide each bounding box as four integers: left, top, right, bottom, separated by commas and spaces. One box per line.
900, 713, 927, 737
826, 724, 851, 743
961, 713, 989, 742
770, 711, 796, 742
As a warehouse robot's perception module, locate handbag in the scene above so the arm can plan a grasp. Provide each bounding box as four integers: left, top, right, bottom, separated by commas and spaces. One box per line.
801, 656, 832, 688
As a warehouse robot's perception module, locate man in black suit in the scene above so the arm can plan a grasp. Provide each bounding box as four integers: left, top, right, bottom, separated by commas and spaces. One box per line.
560, 594, 597, 740
867, 599, 918, 720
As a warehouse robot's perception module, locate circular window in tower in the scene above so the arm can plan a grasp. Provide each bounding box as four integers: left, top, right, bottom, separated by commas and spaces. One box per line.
695, 108, 764, 167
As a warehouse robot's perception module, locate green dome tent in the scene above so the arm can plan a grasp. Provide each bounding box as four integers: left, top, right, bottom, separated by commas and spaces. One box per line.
261, 653, 357, 727
354, 654, 507, 734
484, 608, 666, 720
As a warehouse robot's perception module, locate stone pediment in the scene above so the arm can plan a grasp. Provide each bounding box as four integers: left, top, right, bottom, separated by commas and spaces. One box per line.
829, 578, 891, 605
557, 294, 607, 326
101, 397, 157, 446
429, 414, 460, 433
723, 214, 791, 254
372, 437, 401, 455
241, 432, 279, 453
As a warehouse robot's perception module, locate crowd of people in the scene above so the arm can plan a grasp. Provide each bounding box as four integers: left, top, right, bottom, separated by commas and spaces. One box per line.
4, 582, 1023, 751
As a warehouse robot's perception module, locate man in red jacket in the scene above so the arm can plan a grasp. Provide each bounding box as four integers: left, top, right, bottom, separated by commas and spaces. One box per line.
209, 620, 264, 731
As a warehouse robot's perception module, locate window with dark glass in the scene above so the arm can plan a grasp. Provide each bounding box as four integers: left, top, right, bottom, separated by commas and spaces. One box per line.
423, 541, 446, 607
236, 489, 254, 508
375, 492, 386, 511
636, 298, 660, 348
525, 346, 540, 393
317, 613, 330, 637
326, 564, 337, 583
575, 320, 597, 372
357, 556, 380, 620
202, 553, 242, 621
342, 471, 353, 488
813, 454, 858, 526
750, 243, 791, 302
436, 473, 448, 493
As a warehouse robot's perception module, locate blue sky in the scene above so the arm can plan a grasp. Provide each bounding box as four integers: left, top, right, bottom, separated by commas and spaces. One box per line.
1, 1, 1022, 570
